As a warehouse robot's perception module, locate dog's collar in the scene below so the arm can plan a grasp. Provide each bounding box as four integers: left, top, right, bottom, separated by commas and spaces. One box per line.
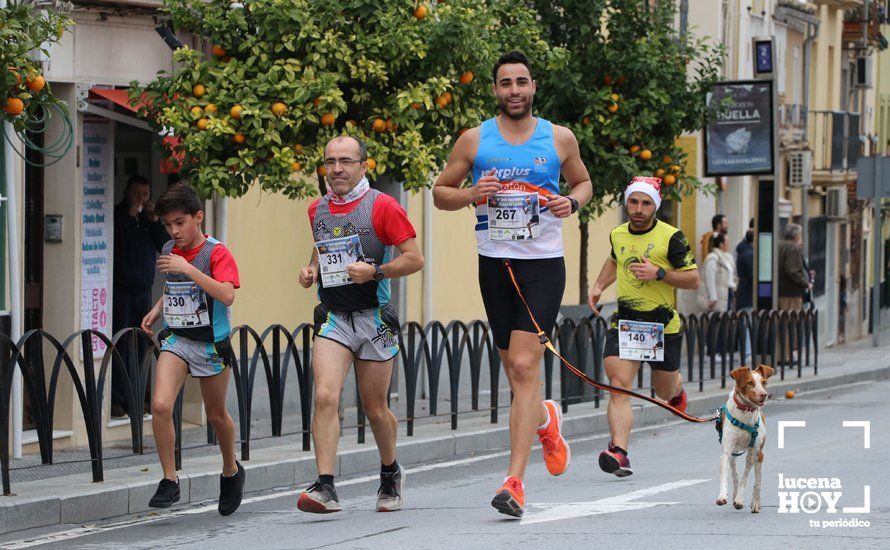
733, 392, 759, 412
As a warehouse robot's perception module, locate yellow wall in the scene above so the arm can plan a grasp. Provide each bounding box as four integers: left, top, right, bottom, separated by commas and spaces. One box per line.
225, 182, 620, 329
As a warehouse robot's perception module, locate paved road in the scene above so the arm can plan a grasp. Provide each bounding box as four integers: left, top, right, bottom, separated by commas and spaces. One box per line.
2, 380, 887, 549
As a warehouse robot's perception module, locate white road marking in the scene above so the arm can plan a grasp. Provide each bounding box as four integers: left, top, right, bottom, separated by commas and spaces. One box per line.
520, 479, 710, 525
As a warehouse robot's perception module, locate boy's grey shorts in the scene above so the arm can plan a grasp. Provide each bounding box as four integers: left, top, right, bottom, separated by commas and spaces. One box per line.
160, 332, 232, 377
313, 304, 400, 362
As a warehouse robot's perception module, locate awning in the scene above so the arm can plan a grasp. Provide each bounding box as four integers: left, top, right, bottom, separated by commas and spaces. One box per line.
79, 87, 150, 131
88, 88, 141, 112
79, 86, 182, 174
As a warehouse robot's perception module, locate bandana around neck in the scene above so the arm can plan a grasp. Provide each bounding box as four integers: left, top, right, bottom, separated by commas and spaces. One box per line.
326, 177, 370, 206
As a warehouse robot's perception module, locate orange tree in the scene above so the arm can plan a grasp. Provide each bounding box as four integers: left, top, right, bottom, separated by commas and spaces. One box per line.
1, 1, 72, 132
533, 0, 723, 299
133, 0, 560, 199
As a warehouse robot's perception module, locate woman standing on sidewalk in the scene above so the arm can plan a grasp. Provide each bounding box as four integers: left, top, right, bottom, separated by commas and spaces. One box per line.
699, 233, 736, 312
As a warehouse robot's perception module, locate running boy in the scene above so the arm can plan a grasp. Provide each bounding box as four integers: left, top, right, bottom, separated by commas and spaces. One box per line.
140, 182, 245, 514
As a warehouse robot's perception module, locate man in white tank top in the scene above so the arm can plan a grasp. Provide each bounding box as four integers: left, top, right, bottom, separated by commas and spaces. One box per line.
433, 51, 592, 518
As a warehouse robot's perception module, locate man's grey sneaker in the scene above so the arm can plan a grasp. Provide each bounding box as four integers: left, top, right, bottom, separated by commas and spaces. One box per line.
218, 461, 245, 516
148, 478, 180, 508
297, 480, 342, 514
376, 466, 405, 512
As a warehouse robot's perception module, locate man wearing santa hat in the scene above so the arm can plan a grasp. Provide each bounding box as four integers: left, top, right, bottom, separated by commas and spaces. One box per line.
587, 176, 700, 478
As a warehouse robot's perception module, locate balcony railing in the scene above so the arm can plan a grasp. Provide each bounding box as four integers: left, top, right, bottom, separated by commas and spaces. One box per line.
807, 110, 861, 173
779, 103, 808, 145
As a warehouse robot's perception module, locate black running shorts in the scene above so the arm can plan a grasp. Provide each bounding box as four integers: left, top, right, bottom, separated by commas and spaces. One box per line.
603, 329, 683, 372
478, 255, 566, 350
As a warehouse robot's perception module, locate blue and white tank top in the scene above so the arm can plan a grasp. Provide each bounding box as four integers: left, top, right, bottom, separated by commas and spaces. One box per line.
471, 117, 563, 259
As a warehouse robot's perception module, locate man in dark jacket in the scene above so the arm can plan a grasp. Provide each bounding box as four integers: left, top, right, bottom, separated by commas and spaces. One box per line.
778, 223, 811, 311
112, 175, 169, 416
736, 229, 754, 310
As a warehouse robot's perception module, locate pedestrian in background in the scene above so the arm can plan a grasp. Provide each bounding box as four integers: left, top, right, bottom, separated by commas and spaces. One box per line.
700, 213, 728, 262
778, 223, 811, 311
112, 175, 169, 418
699, 232, 736, 314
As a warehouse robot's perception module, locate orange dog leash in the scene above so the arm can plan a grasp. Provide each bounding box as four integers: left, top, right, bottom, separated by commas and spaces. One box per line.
504, 260, 718, 424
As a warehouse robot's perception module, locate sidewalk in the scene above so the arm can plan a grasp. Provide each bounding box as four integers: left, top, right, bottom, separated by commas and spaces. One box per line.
1, 334, 888, 535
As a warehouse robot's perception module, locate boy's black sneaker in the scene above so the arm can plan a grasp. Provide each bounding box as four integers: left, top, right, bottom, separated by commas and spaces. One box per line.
148, 478, 180, 508
218, 461, 246, 516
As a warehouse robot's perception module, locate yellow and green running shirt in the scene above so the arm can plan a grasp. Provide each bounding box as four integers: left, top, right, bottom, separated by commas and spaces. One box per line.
609, 219, 697, 334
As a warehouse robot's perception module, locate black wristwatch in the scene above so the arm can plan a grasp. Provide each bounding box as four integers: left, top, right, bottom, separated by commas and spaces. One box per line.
373, 265, 385, 282
656, 267, 666, 281
565, 196, 579, 214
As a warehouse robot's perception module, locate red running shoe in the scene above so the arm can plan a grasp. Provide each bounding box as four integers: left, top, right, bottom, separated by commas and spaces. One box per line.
669, 388, 688, 413
598, 442, 633, 477
491, 476, 525, 518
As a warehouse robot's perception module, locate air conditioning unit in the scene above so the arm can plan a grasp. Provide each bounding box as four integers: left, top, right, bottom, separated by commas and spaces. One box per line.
826, 186, 848, 219
855, 56, 873, 89
788, 151, 812, 188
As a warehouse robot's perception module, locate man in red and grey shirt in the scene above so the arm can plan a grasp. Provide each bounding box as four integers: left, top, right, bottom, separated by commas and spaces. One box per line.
296, 136, 423, 515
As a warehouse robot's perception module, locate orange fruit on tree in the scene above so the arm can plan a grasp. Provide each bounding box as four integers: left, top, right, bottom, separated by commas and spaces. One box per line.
345, 119, 357, 128
291, 161, 302, 172
321, 112, 336, 126
233, 133, 246, 144
230, 105, 243, 119
190, 106, 204, 118
662, 155, 673, 164
410, 102, 422, 110
372, 118, 387, 132
294, 144, 304, 153
582, 116, 591, 126
435, 94, 449, 109
640, 149, 652, 161
313, 97, 321, 108
317, 165, 327, 177
670, 164, 681, 173
204, 103, 218, 114
442, 91, 452, 103
663, 174, 676, 186
4, 97, 24, 116
193, 84, 206, 98
629, 145, 640, 155
414, 5, 428, 20
608, 103, 619, 114
366, 158, 377, 171
211, 45, 227, 57
386, 118, 396, 132
611, 93, 619, 102
26, 75, 46, 93
459, 71, 474, 85
196, 118, 209, 130
271, 102, 287, 116
655, 168, 666, 177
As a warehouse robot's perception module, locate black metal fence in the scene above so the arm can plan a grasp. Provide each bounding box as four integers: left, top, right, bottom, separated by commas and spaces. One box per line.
0, 308, 818, 495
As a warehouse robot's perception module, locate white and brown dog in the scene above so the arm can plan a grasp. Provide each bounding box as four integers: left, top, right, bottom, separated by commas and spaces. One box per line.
715, 365, 774, 513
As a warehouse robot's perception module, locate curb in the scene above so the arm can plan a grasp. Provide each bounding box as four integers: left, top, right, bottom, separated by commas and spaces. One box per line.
0, 363, 887, 535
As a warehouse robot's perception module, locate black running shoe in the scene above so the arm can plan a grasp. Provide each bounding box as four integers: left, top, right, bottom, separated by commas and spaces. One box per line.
376, 466, 405, 512
148, 478, 180, 508
218, 461, 245, 516
297, 480, 342, 514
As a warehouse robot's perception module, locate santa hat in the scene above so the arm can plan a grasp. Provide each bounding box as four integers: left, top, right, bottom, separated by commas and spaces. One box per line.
624, 176, 662, 210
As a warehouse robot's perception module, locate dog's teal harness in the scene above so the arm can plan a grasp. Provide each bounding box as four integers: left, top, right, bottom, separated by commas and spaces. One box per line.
716, 405, 760, 457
